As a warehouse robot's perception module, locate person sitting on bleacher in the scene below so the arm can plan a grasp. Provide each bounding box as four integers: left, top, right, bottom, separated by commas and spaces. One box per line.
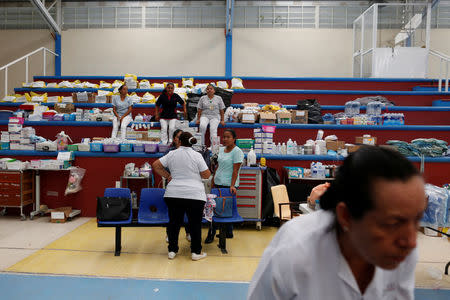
111, 84, 133, 139
196, 84, 226, 146
152, 132, 211, 261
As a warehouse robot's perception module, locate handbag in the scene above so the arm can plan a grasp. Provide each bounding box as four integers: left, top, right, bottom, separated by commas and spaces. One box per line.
213, 189, 233, 218
97, 197, 131, 221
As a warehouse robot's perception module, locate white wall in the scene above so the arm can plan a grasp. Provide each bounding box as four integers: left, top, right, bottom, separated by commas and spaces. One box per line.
428, 29, 450, 79
233, 29, 354, 77
1, 28, 450, 85
0, 30, 54, 95
61, 29, 225, 76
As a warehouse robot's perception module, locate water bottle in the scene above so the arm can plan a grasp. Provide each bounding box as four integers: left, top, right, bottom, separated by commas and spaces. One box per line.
287, 139, 294, 155
281, 143, 287, 155
311, 162, 317, 178
352, 101, 360, 116
293, 141, 298, 155
247, 147, 256, 166
345, 101, 353, 116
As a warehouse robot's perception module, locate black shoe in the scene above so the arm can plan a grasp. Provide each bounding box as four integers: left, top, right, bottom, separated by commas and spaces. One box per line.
216, 233, 234, 239
204, 235, 214, 244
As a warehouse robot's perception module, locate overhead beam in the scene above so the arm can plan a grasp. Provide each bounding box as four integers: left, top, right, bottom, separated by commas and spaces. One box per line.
29, 0, 61, 35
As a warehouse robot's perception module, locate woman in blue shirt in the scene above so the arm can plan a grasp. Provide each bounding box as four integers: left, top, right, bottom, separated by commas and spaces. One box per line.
111, 84, 133, 139
205, 129, 244, 243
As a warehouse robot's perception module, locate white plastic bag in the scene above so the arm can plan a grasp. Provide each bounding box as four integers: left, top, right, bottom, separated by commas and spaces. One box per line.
65, 167, 86, 195
217, 81, 229, 89
182, 77, 194, 88
31, 81, 46, 88
231, 78, 244, 89
139, 80, 151, 89
59, 81, 74, 88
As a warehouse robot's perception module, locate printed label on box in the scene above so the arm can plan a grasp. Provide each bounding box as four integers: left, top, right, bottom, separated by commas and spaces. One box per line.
51, 212, 65, 220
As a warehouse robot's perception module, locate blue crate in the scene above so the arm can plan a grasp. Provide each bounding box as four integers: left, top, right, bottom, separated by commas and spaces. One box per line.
89, 143, 103, 152
63, 113, 76, 121
0, 110, 14, 121
119, 143, 133, 152
1, 142, 10, 150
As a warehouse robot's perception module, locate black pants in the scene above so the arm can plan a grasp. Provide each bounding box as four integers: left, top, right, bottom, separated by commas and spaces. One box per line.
209, 185, 234, 236
164, 197, 205, 254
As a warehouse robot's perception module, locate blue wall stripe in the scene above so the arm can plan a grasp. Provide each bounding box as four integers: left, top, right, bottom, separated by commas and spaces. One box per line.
0, 150, 448, 162
33, 75, 437, 83
15, 87, 450, 96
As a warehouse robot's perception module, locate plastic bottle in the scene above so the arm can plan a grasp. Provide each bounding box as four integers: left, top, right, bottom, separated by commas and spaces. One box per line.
311, 162, 317, 178
247, 147, 257, 166
260, 157, 266, 167
345, 101, 353, 116
293, 141, 298, 155
286, 138, 294, 155
276, 143, 281, 155
352, 101, 360, 116
281, 143, 287, 155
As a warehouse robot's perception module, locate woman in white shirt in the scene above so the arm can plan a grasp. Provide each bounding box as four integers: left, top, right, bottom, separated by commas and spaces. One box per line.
248, 146, 427, 300
152, 132, 211, 261
111, 84, 133, 139
195, 84, 226, 146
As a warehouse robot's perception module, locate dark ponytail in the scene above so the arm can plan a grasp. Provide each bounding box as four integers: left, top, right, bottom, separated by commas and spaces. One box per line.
180, 132, 197, 147
320, 146, 420, 220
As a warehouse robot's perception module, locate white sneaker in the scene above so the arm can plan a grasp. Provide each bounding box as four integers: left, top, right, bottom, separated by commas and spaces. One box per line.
168, 252, 176, 259
166, 235, 169, 243
186, 233, 191, 242
191, 252, 207, 261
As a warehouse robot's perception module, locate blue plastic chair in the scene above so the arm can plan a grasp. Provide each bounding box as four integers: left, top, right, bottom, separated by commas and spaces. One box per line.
97, 188, 132, 256
211, 188, 244, 254
137, 188, 169, 225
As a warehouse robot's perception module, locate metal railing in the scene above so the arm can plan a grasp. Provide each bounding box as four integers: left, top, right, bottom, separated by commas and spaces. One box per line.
0, 47, 59, 97
430, 50, 450, 92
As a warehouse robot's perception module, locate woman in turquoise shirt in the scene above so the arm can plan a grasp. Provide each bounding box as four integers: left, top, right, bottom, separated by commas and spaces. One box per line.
205, 129, 244, 243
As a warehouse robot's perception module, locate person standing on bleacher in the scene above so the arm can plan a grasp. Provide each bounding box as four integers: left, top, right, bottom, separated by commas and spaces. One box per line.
152, 132, 211, 261
155, 83, 186, 145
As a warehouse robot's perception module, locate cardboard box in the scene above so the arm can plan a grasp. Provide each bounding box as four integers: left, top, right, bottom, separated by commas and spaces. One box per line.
326, 140, 346, 151
242, 103, 259, 108
355, 136, 377, 145
346, 144, 361, 153
240, 112, 257, 124
50, 207, 72, 223
72, 92, 95, 103
55, 103, 75, 114
291, 110, 308, 124
276, 111, 292, 124
259, 112, 276, 124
